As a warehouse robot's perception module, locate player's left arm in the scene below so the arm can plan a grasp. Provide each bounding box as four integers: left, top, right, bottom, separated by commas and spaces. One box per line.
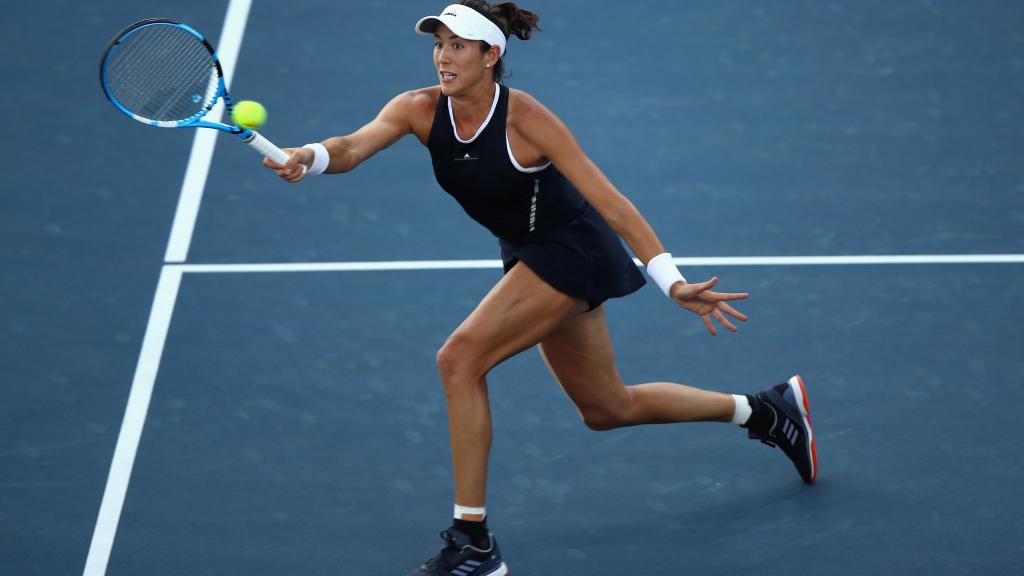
512, 92, 666, 266
513, 92, 748, 331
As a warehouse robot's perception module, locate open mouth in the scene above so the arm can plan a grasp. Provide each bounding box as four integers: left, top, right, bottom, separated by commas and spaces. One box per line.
440, 71, 457, 81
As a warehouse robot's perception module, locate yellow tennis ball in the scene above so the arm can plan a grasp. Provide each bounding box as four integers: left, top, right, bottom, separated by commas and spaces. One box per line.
232, 100, 267, 130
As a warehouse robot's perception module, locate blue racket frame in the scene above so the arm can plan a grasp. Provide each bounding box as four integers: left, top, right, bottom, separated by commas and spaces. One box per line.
99, 18, 290, 164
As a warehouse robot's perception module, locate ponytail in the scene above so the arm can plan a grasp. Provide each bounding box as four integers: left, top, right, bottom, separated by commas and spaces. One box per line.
459, 0, 542, 82
492, 2, 541, 41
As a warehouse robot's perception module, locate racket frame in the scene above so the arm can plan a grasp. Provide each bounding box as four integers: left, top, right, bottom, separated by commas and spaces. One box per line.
99, 18, 290, 164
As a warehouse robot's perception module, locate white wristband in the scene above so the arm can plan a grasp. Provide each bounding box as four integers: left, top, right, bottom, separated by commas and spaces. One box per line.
646, 252, 686, 298
302, 142, 329, 175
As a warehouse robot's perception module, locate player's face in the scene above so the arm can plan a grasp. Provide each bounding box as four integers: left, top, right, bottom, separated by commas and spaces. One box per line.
433, 24, 492, 95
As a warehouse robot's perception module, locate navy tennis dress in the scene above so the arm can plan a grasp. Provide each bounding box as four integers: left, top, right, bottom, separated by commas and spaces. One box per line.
427, 83, 645, 309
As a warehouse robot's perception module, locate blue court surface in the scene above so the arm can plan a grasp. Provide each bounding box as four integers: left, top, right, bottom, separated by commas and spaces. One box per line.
2, 1, 1023, 575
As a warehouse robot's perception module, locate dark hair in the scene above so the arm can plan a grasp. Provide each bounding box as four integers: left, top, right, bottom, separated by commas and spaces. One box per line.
459, 0, 541, 83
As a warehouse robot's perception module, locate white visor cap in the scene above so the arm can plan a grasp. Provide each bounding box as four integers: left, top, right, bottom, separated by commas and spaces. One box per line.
415, 4, 507, 58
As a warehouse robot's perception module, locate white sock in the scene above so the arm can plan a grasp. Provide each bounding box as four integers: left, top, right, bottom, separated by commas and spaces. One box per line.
730, 394, 752, 426
454, 504, 487, 520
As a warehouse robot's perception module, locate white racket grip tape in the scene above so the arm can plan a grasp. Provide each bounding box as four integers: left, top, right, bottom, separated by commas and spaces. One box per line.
245, 130, 291, 165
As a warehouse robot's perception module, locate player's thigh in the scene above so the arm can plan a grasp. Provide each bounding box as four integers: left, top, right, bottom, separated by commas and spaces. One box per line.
442, 261, 588, 375
538, 305, 630, 410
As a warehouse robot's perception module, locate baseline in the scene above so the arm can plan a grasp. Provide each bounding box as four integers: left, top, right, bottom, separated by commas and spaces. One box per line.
172, 253, 1024, 274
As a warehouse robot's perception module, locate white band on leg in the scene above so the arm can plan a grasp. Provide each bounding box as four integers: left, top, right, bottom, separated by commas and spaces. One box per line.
454, 504, 487, 519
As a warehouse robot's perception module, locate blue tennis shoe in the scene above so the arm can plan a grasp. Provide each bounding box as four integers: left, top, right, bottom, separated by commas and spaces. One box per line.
407, 527, 508, 576
749, 375, 819, 483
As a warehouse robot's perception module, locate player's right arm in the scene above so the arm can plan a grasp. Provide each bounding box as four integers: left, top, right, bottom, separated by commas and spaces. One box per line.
265, 87, 438, 182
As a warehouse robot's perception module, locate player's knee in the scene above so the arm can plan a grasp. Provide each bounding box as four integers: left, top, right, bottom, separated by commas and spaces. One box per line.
580, 411, 625, 431
577, 390, 634, 431
436, 331, 484, 384
581, 415, 617, 431
578, 404, 628, 431
435, 338, 461, 381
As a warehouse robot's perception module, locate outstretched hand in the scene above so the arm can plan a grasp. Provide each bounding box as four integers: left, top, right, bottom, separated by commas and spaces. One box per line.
670, 277, 749, 336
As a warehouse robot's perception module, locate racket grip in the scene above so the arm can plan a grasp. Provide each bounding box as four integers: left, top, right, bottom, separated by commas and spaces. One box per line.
244, 130, 290, 165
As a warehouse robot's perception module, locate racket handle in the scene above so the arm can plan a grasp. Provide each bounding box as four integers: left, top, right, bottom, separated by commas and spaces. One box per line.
244, 130, 290, 165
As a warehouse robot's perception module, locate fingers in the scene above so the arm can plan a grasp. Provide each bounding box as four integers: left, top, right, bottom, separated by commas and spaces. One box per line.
712, 308, 738, 332
701, 305, 744, 337
262, 148, 310, 183
686, 277, 749, 303
718, 302, 748, 322
702, 314, 717, 336
283, 149, 305, 170
281, 149, 309, 181
678, 277, 749, 301
690, 276, 717, 294
705, 291, 749, 302
673, 276, 749, 335
282, 167, 306, 183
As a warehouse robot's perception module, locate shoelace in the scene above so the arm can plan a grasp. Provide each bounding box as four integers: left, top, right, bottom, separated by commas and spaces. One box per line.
751, 400, 783, 448
421, 528, 493, 569
422, 530, 464, 570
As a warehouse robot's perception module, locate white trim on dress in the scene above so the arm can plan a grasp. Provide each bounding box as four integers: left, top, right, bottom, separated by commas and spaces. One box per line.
449, 82, 501, 144
505, 132, 551, 173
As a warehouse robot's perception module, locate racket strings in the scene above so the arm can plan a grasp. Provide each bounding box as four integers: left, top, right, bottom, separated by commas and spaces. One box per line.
104, 23, 218, 123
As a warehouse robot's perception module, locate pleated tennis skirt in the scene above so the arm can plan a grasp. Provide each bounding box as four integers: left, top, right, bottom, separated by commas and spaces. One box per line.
499, 204, 646, 310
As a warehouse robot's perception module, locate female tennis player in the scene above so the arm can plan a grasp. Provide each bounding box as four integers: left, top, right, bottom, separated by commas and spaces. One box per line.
265, 2, 817, 574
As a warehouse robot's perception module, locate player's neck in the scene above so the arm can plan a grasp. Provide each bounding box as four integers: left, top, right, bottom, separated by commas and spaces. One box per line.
449, 80, 496, 124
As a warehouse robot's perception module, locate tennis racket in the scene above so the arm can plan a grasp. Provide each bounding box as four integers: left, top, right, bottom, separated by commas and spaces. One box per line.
99, 18, 290, 165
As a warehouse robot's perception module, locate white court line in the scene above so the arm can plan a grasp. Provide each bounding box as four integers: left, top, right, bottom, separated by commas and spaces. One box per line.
171, 253, 1024, 274
164, 0, 254, 264
82, 267, 183, 576
83, 2, 254, 575
84, 249, 1024, 575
